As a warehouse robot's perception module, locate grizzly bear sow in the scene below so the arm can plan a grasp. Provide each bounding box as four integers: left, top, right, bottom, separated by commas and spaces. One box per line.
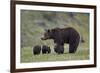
41, 27, 80, 53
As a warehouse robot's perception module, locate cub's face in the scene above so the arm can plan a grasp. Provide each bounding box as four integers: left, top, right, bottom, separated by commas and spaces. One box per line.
41, 29, 51, 40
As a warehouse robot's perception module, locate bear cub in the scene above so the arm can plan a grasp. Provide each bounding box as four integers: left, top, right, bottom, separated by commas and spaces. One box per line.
42, 45, 51, 54
33, 45, 41, 55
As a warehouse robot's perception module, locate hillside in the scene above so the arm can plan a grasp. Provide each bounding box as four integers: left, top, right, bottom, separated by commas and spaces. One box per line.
21, 10, 89, 48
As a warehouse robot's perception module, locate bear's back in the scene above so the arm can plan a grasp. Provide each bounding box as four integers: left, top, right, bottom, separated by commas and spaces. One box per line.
60, 27, 80, 41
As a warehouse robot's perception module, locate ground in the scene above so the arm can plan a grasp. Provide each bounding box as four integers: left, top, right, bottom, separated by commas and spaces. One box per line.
21, 43, 89, 63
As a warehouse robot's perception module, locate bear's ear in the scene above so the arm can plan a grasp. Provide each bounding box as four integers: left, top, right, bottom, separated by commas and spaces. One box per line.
47, 29, 50, 33
45, 29, 51, 33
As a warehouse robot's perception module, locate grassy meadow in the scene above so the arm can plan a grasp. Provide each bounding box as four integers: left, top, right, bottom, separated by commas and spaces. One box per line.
20, 10, 90, 63
21, 44, 89, 62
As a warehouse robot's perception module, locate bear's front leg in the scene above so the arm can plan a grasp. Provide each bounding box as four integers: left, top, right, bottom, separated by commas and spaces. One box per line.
54, 44, 64, 54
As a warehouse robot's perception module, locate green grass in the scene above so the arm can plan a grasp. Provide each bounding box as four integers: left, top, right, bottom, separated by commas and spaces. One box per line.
20, 10, 90, 63
21, 43, 89, 63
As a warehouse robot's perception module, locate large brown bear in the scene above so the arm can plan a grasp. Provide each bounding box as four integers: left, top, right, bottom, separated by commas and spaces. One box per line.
41, 27, 80, 53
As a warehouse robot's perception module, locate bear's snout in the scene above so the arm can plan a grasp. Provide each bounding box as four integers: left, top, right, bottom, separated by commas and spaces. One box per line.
41, 36, 47, 40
